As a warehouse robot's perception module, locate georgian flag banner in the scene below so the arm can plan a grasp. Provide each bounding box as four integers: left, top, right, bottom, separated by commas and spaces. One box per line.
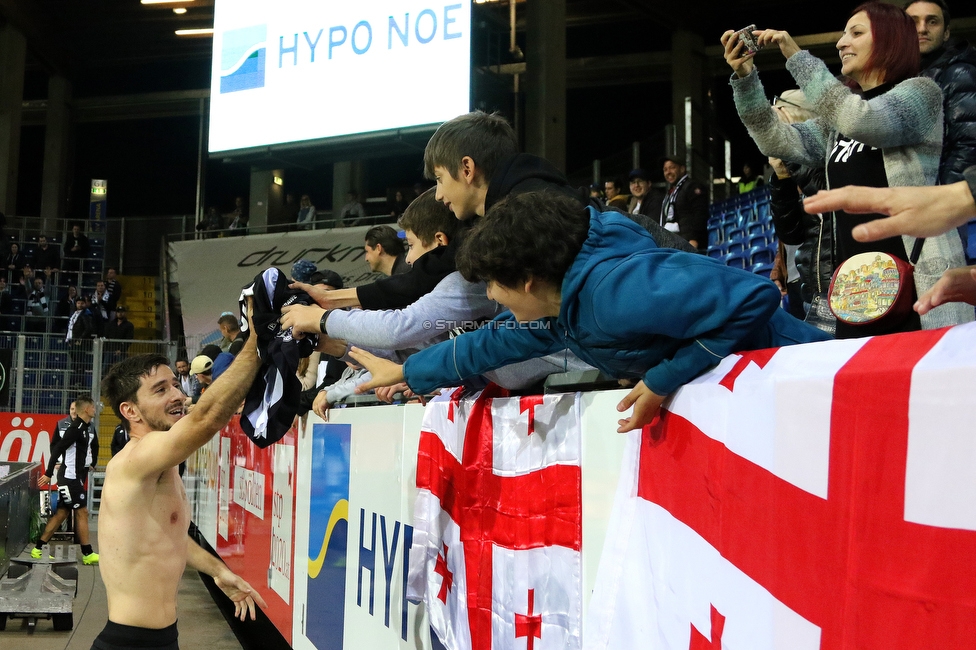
409, 385, 583, 650
587, 324, 976, 649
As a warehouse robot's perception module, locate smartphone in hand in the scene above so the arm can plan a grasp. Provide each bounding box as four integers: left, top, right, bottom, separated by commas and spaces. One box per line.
735, 25, 763, 55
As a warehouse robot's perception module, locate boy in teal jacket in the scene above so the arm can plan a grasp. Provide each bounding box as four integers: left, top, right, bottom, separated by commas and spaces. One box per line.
349, 191, 831, 432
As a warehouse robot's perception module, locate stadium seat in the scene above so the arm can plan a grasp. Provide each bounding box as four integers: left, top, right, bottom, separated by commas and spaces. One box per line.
756, 201, 771, 222
42, 371, 66, 389
24, 370, 39, 387
725, 226, 745, 243
83, 259, 103, 274
749, 246, 776, 266
747, 222, 767, 237
748, 233, 770, 248
707, 245, 726, 259
24, 351, 41, 368
724, 251, 750, 269
726, 236, 748, 255
708, 228, 722, 248
25, 334, 43, 349
50, 352, 69, 369
751, 262, 775, 278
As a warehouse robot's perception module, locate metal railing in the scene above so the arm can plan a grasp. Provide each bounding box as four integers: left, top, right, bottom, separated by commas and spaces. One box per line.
1, 332, 178, 469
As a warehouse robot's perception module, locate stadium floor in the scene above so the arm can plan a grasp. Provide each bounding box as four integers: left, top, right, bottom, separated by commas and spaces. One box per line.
2, 527, 243, 650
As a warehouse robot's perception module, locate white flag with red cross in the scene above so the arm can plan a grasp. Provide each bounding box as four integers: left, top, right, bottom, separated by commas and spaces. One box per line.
410, 385, 583, 650
587, 323, 976, 649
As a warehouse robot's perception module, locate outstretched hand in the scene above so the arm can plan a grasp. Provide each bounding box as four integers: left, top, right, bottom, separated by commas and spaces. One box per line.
803, 183, 976, 242
915, 266, 976, 315
213, 569, 268, 621
616, 382, 667, 433
279, 303, 326, 339
347, 347, 406, 393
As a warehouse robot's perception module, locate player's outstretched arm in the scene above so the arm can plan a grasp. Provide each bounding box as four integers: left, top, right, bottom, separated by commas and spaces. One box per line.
186, 538, 268, 621
128, 304, 261, 474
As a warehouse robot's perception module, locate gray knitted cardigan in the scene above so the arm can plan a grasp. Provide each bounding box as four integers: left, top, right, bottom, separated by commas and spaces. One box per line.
731, 50, 973, 329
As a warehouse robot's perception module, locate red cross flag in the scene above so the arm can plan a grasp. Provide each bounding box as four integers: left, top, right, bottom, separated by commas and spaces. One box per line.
587, 324, 976, 649
409, 385, 583, 650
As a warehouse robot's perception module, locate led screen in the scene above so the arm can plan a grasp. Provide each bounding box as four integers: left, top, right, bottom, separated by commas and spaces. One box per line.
209, 0, 471, 153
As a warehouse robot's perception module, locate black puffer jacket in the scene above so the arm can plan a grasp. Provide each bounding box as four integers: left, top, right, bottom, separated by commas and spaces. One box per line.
921, 40, 976, 185
768, 165, 833, 304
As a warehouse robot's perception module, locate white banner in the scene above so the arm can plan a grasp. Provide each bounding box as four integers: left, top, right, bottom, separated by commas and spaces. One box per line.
169, 226, 384, 340
271, 443, 296, 603
234, 465, 266, 519
219, 436, 231, 540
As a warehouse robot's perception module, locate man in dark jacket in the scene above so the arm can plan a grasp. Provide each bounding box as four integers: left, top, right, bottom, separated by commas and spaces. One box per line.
66, 297, 95, 386
660, 157, 710, 250
906, 0, 976, 259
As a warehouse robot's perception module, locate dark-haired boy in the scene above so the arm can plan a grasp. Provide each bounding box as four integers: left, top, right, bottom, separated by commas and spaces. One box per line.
363, 225, 409, 276
307, 111, 694, 313
282, 189, 588, 415
349, 192, 831, 433
94, 319, 266, 649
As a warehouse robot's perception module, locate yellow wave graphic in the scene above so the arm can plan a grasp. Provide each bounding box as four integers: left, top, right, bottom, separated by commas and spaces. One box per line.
308, 499, 348, 579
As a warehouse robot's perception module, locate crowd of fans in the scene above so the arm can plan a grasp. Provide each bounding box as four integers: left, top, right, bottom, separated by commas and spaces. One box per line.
7, 0, 976, 422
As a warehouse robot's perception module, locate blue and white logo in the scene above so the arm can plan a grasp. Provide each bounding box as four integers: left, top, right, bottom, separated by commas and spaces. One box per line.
220, 25, 267, 93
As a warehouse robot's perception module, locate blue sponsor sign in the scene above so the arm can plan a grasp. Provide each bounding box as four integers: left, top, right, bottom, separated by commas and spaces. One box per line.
306, 423, 351, 649
220, 25, 267, 93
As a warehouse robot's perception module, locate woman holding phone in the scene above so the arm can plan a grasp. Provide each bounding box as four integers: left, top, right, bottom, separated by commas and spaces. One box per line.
722, 1, 971, 338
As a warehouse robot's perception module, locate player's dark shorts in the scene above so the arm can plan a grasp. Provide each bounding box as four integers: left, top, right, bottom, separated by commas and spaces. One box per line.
90, 620, 179, 650
57, 475, 87, 510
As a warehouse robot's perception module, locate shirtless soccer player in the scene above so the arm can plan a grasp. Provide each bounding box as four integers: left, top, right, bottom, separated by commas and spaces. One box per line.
96, 325, 266, 650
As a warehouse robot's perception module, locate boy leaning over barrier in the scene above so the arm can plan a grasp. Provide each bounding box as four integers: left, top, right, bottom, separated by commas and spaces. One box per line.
345, 191, 831, 432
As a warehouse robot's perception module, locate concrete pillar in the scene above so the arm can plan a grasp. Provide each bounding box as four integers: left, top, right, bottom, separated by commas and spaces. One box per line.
41, 76, 72, 223
249, 168, 285, 231
671, 30, 707, 184
0, 25, 27, 215
331, 160, 367, 222
524, 0, 566, 171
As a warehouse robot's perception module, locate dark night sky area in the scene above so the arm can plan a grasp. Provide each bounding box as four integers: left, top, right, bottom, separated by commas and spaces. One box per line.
9, 3, 973, 219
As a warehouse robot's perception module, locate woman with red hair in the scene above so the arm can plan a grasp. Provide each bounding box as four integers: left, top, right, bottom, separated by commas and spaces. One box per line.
722, 1, 972, 338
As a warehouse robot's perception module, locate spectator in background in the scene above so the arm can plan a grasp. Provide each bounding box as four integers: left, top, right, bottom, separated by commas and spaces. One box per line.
227, 210, 248, 236
59, 286, 78, 318
388, 190, 410, 219
27, 277, 49, 316
660, 157, 710, 250
766, 90, 834, 332
104, 305, 134, 341
197, 206, 223, 238
32, 235, 60, 280
589, 183, 603, 200
185, 354, 214, 408
5, 243, 24, 283
0, 276, 12, 315
63, 224, 90, 279
217, 313, 245, 355
175, 358, 195, 397
296, 194, 316, 230
338, 191, 366, 225
907, 0, 976, 185
104, 305, 134, 369
25, 276, 49, 332
363, 225, 409, 276
66, 297, 94, 386
905, 0, 976, 261
735, 162, 765, 194
90, 280, 111, 335
604, 178, 631, 211
104, 267, 122, 318
627, 169, 663, 218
